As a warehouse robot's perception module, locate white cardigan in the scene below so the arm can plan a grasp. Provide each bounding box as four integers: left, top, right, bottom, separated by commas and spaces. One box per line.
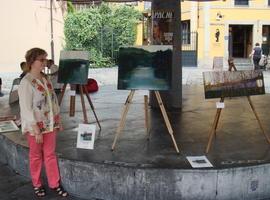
18, 73, 61, 135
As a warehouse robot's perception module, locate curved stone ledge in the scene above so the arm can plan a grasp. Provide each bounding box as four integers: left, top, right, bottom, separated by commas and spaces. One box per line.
1, 133, 270, 200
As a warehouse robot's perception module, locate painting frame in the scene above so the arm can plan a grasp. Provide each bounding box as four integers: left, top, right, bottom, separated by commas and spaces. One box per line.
58, 50, 90, 85
0, 120, 19, 133
76, 124, 96, 150
117, 45, 173, 91
203, 70, 265, 99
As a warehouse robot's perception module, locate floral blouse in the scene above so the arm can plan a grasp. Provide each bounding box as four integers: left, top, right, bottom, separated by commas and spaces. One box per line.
18, 73, 61, 135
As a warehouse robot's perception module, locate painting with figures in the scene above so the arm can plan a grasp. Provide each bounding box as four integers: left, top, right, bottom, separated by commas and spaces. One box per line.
203, 70, 265, 99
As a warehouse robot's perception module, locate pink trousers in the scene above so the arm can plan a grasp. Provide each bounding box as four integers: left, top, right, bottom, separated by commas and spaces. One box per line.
27, 131, 60, 188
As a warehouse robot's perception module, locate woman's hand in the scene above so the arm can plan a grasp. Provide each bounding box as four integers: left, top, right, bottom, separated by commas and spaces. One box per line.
35, 134, 43, 144
32, 124, 43, 144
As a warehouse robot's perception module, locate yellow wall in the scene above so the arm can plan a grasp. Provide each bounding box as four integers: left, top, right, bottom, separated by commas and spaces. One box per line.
135, 2, 144, 45
181, 1, 192, 21
132, 0, 270, 67
192, 0, 270, 67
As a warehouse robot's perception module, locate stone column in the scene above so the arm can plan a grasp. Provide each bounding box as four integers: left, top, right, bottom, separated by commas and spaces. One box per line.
150, 0, 182, 109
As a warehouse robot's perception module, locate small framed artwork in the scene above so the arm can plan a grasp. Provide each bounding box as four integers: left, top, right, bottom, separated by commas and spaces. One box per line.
186, 156, 213, 168
0, 120, 19, 133
76, 124, 96, 149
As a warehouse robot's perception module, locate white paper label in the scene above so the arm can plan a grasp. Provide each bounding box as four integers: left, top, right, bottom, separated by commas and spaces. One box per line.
186, 156, 213, 168
69, 90, 76, 96
216, 102, 225, 109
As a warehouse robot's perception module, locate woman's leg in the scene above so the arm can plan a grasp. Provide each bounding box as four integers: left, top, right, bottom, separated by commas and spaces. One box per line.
42, 131, 60, 188
27, 134, 43, 187
254, 58, 260, 70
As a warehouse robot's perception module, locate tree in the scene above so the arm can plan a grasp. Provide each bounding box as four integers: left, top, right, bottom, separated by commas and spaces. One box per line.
64, 3, 141, 67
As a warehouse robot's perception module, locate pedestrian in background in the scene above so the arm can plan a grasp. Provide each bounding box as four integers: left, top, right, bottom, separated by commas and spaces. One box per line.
0, 78, 3, 97
250, 42, 262, 70
19, 61, 27, 79
47, 59, 62, 95
18, 48, 68, 198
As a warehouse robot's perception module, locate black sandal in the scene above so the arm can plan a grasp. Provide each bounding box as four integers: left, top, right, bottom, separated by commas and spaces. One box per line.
52, 185, 68, 197
33, 186, 46, 197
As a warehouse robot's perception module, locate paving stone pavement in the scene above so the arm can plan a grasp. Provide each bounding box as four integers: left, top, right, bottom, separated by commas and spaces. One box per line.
0, 162, 91, 200
2, 66, 270, 200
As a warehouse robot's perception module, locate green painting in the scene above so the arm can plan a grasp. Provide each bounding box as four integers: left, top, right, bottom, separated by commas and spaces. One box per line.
58, 51, 89, 84
117, 45, 172, 90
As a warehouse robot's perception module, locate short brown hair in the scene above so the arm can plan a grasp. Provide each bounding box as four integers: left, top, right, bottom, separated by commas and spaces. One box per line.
24, 48, 47, 72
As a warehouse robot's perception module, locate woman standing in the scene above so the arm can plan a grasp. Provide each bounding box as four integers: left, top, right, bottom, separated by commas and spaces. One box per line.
18, 48, 68, 197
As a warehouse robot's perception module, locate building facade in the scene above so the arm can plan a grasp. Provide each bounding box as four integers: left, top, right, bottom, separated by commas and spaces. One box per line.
181, 0, 270, 68
3, 1, 269, 72
0, 0, 65, 73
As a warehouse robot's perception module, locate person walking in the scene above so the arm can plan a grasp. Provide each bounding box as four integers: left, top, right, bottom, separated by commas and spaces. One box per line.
19, 61, 27, 79
18, 48, 68, 198
250, 43, 262, 70
47, 59, 62, 95
0, 78, 3, 97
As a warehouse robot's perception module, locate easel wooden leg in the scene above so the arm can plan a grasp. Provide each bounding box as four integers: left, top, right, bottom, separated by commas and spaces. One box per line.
79, 85, 88, 123
112, 90, 135, 150
247, 96, 270, 144
83, 86, 101, 130
144, 95, 150, 139
206, 97, 224, 153
214, 109, 222, 137
206, 108, 222, 153
214, 97, 224, 136
58, 83, 67, 106
69, 85, 76, 117
154, 91, 180, 153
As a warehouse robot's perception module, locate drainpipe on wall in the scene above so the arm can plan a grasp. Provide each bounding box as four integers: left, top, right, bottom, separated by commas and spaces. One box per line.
50, 0, 55, 61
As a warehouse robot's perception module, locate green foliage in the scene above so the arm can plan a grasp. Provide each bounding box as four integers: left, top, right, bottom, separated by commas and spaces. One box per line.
64, 3, 141, 68
67, 1, 75, 13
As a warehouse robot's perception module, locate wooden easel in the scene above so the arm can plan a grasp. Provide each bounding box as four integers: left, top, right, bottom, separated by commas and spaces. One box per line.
205, 58, 270, 153
111, 90, 180, 153
58, 83, 101, 130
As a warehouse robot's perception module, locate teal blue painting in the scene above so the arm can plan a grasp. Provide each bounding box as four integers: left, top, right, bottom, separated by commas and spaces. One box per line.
117, 45, 172, 90
58, 51, 89, 85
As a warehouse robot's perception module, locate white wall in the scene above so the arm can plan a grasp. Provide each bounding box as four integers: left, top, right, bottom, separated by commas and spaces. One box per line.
0, 0, 65, 73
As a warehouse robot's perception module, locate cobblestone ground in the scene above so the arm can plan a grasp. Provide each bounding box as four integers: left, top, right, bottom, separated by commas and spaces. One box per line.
1, 162, 270, 200
1, 66, 270, 200
0, 162, 91, 200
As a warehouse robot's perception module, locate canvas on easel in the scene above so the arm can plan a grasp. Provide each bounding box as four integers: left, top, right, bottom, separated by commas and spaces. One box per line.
117, 45, 172, 91
203, 62, 270, 153
112, 45, 179, 153
58, 50, 101, 129
58, 51, 89, 85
